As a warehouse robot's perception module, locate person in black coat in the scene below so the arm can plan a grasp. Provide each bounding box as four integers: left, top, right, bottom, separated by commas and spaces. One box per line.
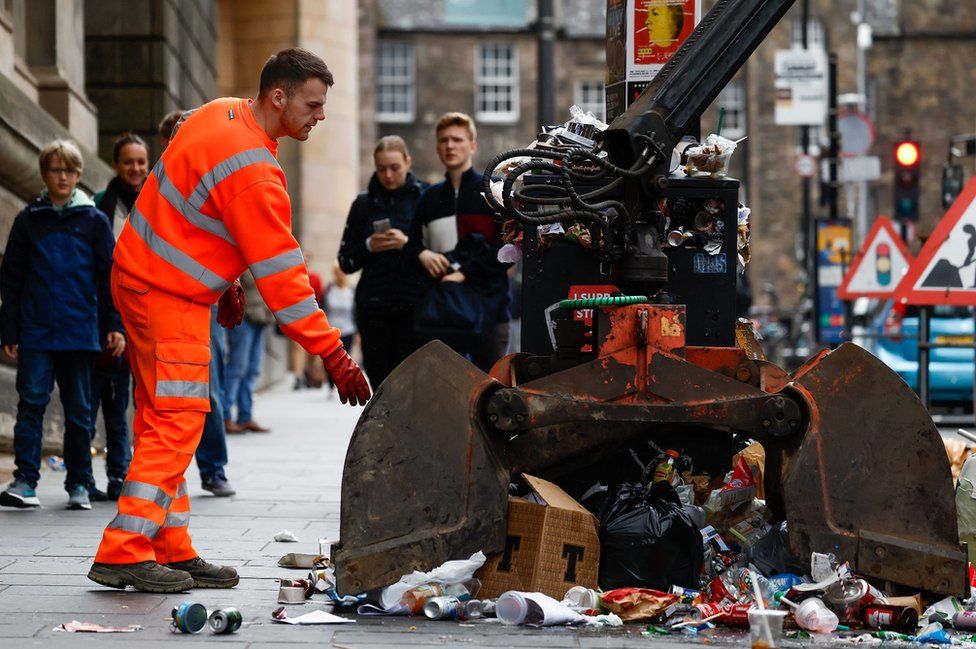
338, 136, 427, 387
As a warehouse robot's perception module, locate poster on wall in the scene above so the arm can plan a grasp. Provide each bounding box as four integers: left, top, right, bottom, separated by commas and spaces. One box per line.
815, 219, 853, 344
607, 0, 701, 120
627, 0, 701, 80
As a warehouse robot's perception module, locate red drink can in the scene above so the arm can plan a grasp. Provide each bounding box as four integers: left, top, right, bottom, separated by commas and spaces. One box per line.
720, 603, 753, 628
693, 603, 724, 619
865, 605, 918, 630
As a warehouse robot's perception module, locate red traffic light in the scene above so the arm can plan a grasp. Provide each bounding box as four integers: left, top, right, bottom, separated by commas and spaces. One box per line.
895, 141, 920, 167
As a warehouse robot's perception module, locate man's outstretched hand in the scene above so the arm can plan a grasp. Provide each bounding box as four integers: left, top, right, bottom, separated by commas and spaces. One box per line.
322, 347, 371, 406
217, 280, 246, 328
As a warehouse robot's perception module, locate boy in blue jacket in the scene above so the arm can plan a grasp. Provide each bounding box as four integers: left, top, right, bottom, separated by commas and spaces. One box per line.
0, 140, 125, 510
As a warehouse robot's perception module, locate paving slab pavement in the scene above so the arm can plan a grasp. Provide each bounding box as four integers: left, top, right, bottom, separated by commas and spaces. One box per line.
0, 381, 757, 648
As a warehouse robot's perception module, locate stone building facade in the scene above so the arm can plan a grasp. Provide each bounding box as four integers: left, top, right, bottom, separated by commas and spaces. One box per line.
358, 0, 607, 186
740, 0, 976, 306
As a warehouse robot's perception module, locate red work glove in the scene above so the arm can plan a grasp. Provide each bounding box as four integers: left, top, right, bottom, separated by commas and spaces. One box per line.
322, 347, 371, 406
217, 280, 245, 328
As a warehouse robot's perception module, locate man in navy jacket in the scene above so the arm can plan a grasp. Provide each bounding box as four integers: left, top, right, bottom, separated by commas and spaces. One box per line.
406, 112, 511, 371
0, 140, 124, 510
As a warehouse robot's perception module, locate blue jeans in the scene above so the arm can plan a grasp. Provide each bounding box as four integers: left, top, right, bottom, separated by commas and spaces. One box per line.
13, 350, 94, 491
224, 320, 265, 424
196, 308, 228, 481
91, 364, 131, 482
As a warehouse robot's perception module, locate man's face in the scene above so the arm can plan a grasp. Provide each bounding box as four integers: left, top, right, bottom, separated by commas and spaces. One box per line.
436, 125, 477, 172
42, 155, 80, 204
114, 143, 149, 190
374, 150, 411, 191
278, 78, 329, 141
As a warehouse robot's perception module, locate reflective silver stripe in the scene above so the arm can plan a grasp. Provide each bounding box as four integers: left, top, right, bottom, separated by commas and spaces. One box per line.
188, 147, 279, 211
154, 160, 235, 242
119, 481, 172, 509
107, 513, 161, 538
164, 511, 190, 528
250, 247, 304, 279
175, 481, 188, 498
156, 380, 209, 399
274, 295, 319, 325
129, 209, 231, 293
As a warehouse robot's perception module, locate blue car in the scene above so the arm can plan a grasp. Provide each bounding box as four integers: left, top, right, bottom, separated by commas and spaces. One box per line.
856, 301, 974, 403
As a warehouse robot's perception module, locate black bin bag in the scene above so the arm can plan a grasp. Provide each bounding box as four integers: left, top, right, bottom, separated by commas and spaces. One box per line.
598, 482, 704, 591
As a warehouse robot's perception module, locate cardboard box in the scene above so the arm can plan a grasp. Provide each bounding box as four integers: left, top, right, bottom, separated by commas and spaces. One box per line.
476, 474, 600, 600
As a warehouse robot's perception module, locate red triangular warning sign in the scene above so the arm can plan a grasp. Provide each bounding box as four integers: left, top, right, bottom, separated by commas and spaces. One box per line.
838, 216, 913, 299
894, 176, 976, 305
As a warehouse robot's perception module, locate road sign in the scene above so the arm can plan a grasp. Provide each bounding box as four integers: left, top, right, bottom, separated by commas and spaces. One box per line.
838, 111, 875, 157
894, 176, 976, 305
794, 153, 817, 178
839, 155, 882, 183
838, 216, 914, 299
774, 47, 828, 126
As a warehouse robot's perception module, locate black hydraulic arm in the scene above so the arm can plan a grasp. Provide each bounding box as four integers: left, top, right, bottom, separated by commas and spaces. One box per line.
600, 0, 797, 170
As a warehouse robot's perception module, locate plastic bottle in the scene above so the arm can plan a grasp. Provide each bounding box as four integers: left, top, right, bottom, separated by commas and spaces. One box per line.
46, 456, 65, 472
652, 450, 680, 485
400, 579, 481, 614
793, 598, 839, 634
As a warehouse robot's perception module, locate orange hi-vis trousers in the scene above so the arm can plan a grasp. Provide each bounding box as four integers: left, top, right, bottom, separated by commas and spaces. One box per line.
95, 267, 211, 565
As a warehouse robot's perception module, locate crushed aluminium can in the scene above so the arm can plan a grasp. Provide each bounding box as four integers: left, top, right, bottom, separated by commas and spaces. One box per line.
208, 607, 242, 634
171, 601, 208, 634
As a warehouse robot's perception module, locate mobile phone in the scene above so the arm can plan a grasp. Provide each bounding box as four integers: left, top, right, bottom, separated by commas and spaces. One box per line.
372, 218, 392, 233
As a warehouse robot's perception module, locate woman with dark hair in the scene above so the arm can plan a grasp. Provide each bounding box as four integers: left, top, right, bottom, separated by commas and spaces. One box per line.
88, 132, 149, 501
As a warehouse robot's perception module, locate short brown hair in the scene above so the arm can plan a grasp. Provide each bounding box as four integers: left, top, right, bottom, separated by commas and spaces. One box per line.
112, 132, 148, 164
374, 135, 411, 160
158, 110, 184, 141
38, 139, 83, 176
259, 48, 334, 97
435, 112, 477, 141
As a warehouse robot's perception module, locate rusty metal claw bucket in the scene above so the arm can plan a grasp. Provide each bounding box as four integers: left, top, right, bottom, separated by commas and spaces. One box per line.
334, 337, 968, 597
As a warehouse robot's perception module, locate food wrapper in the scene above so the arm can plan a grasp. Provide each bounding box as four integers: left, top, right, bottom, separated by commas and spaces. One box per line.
601, 588, 679, 622
703, 457, 758, 517
685, 134, 737, 177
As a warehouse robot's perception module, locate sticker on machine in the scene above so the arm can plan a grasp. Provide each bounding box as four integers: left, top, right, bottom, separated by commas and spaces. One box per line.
894, 177, 976, 306
838, 216, 913, 299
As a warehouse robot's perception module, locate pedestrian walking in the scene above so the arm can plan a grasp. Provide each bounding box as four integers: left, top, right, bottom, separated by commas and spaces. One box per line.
223, 271, 273, 432
89, 133, 150, 502
322, 262, 357, 396
338, 136, 427, 386
0, 140, 125, 511
406, 112, 511, 371
160, 110, 236, 497
87, 48, 368, 594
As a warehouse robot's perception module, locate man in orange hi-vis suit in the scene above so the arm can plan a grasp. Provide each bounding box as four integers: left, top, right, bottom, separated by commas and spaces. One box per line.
87, 49, 370, 593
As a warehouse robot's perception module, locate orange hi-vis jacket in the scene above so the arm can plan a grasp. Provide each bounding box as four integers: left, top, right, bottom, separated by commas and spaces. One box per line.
113, 97, 341, 358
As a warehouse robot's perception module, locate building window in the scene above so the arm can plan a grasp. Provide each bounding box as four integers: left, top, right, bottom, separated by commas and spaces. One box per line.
376, 41, 414, 123
574, 80, 606, 122
791, 18, 826, 48
718, 80, 745, 140
475, 43, 519, 123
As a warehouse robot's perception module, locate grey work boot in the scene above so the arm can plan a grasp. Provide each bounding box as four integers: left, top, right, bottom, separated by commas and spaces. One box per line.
166, 557, 239, 588
88, 561, 194, 593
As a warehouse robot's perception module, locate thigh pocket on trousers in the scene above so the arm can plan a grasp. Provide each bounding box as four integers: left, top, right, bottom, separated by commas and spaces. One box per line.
115, 271, 151, 330
154, 341, 211, 412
